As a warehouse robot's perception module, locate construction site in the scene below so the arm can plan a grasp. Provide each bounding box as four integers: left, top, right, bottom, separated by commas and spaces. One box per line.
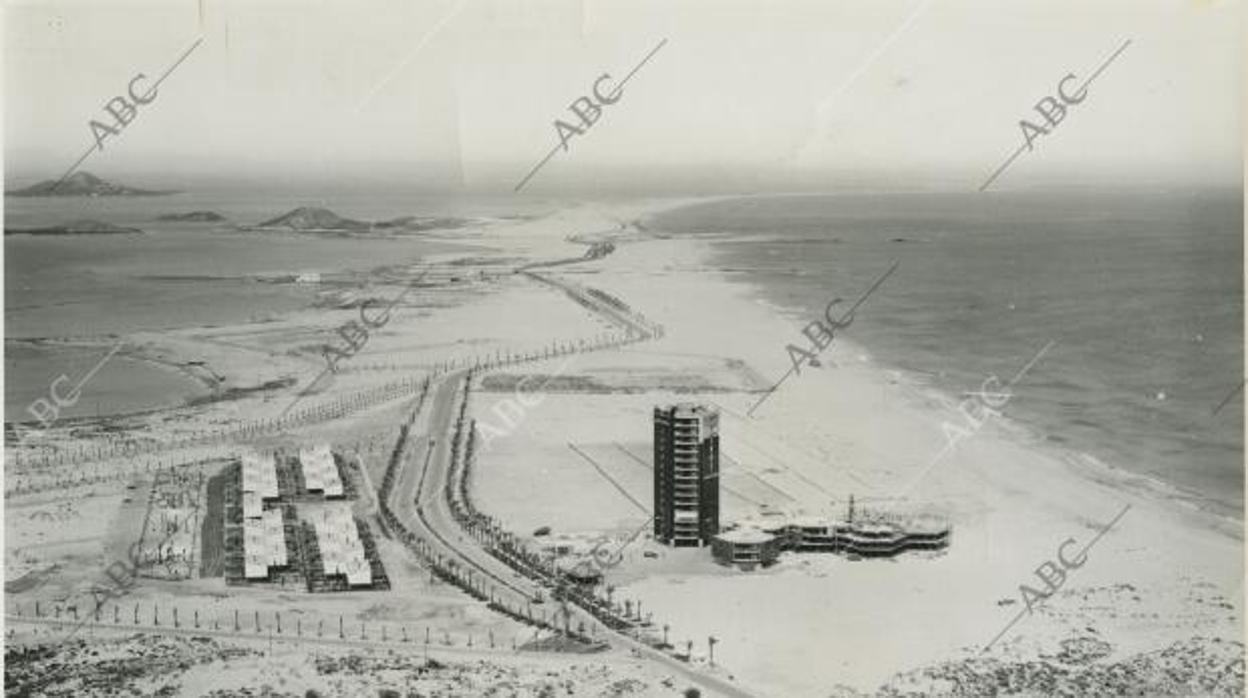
221, 447, 389, 591
136, 467, 207, 581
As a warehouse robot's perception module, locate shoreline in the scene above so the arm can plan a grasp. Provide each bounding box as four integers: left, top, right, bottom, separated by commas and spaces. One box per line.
641, 195, 1244, 530
4, 338, 214, 425
4, 194, 1240, 697
504, 196, 1243, 693
721, 277, 1245, 534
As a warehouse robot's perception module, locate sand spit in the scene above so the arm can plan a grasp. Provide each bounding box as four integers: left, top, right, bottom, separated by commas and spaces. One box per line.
5, 197, 1243, 697
465, 200, 1244, 696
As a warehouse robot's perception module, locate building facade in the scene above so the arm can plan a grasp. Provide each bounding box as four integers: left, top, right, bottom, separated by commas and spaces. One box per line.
710, 515, 951, 570
653, 403, 720, 547
711, 528, 781, 570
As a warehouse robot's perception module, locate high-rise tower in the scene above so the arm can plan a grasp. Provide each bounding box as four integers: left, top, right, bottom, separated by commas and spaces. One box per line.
653, 403, 720, 547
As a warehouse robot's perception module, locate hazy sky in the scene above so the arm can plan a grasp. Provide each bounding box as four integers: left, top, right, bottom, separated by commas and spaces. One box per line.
4, 0, 1242, 193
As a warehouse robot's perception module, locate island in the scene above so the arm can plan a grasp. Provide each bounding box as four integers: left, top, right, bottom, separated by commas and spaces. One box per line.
242, 206, 471, 234
6, 171, 177, 197
252, 206, 370, 231
156, 211, 228, 222
5, 219, 145, 236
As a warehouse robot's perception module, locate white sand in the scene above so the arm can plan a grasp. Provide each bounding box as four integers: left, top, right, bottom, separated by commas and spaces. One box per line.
468, 200, 1244, 696
7, 197, 1241, 697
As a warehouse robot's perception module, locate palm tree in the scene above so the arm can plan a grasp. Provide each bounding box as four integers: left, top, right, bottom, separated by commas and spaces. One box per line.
708, 636, 718, 666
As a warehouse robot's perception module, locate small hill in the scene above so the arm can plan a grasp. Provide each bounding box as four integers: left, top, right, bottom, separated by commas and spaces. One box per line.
248, 207, 474, 234
157, 211, 227, 222
5, 219, 145, 236
255, 207, 369, 231
7, 171, 176, 197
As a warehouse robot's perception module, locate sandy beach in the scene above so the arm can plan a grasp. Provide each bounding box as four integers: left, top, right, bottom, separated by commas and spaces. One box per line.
6, 0, 1242, 693
467, 199, 1245, 695
5, 197, 1243, 697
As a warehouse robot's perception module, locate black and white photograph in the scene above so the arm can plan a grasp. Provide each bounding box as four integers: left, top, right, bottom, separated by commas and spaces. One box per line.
2, 1, 1244, 695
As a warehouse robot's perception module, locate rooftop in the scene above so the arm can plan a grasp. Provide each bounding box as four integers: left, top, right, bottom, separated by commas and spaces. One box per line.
657, 403, 719, 418
299, 444, 343, 498
241, 451, 279, 500
716, 528, 776, 545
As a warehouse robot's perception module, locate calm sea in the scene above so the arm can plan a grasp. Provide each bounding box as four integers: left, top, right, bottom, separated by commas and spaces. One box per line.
4, 186, 544, 421
652, 190, 1244, 517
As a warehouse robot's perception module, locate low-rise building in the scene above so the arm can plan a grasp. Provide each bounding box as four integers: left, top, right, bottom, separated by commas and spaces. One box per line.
299, 444, 344, 499
312, 502, 372, 587
712, 515, 951, 570
711, 528, 781, 570
243, 509, 288, 580
241, 451, 280, 519
242, 451, 279, 499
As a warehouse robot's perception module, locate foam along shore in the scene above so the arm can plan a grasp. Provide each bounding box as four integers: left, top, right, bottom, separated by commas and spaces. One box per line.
4, 196, 1239, 698
466, 198, 1243, 697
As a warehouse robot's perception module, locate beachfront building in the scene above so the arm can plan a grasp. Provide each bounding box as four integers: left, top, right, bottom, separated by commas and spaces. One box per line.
653, 403, 720, 547
763, 515, 951, 557
711, 528, 782, 570
712, 514, 951, 570
299, 444, 344, 499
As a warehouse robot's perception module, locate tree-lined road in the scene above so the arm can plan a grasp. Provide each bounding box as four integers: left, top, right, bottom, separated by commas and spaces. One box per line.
377, 272, 755, 698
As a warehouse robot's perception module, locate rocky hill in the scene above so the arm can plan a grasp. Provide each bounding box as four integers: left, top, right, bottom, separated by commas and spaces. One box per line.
7, 171, 176, 197
5, 219, 145, 236
157, 211, 227, 222
255, 207, 369, 231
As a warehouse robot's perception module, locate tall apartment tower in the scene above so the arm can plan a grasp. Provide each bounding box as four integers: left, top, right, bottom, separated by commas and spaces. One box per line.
653, 403, 720, 547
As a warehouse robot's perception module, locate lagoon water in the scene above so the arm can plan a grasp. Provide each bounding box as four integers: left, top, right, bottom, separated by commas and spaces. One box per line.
653, 190, 1244, 518
7, 186, 1242, 519
4, 186, 527, 420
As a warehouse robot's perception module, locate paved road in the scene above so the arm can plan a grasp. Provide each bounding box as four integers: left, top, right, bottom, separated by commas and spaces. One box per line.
383, 309, 756, 696
389, 371, 576, 620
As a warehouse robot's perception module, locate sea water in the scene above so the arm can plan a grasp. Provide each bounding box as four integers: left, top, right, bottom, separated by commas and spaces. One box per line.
652, 189, 1244, 518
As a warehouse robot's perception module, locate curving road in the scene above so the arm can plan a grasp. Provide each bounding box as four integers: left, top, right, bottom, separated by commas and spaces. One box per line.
381, 274, 756, 697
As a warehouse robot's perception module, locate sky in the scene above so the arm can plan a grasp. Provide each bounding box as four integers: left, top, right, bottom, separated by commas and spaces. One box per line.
3, 0, 1243, 194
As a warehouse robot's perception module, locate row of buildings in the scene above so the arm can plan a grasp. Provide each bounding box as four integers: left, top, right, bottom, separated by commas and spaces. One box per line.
240, 451, 285, 580
711, 515, 951, 569
308, 502, 373, 587
236, 448, 375, 588
652, 403, 951, 570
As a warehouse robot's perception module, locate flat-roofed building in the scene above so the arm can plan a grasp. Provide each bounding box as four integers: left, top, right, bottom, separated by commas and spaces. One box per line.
242, 490, 263, 520
712, 527, 781, 570
243, 509, 288, 580
312, 502, 372, 587
241, 451, 279, 501
263, 509, 288, 568
717, 514, 951, 567
299, 444, 344, 499
653, 403, 720, 547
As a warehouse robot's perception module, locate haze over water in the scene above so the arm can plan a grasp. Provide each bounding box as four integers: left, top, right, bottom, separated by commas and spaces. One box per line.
653, 189, 1244, 518
4, 187, 529, 420
7, 185, 1242, 519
